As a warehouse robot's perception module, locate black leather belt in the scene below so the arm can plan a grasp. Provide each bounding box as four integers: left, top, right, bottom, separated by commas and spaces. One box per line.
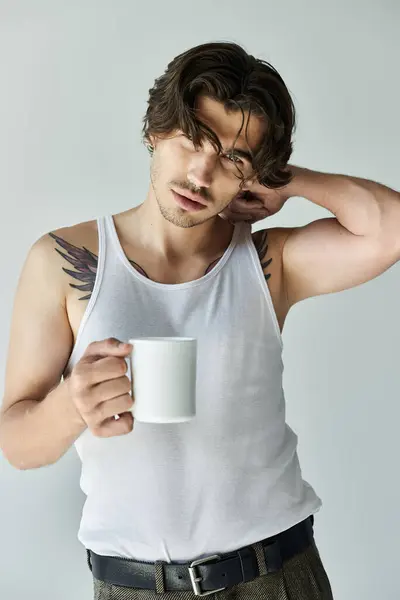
87, 515, 315, 597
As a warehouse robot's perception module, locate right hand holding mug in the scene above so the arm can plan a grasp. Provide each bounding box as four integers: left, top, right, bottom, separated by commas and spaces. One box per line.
67, 337, 134, 437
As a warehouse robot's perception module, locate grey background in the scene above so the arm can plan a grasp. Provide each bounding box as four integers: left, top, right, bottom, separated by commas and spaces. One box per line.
0, 1, 399, 598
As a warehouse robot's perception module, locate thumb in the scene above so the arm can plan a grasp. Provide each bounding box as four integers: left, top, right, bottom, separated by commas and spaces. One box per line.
80, 337, 133, 363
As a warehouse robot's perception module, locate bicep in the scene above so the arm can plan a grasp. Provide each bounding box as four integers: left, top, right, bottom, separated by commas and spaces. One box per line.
282, 217, 397, 306
1, 237, 74, 415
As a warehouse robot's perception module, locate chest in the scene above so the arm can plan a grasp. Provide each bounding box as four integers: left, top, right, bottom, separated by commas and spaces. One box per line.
65, 229, 289, 344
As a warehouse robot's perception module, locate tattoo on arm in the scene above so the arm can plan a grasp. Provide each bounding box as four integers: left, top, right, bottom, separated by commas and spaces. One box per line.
253, 230, 272, 282
49, 233, 149, 301
49, 233, 98, 301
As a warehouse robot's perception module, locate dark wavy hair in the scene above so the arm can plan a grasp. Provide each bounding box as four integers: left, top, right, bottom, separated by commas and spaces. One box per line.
142, 41, 296, 189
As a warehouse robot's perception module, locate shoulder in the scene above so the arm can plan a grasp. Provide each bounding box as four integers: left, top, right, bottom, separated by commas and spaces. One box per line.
251, 226, 294, 261
251, 226, 296, 289
31, 218, 98, 254
28, 219, 100, 271
47, 218, 99, 253
23, 219, 99, 295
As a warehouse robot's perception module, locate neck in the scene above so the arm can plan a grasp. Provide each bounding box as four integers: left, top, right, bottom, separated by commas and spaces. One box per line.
127, 187, 235, 261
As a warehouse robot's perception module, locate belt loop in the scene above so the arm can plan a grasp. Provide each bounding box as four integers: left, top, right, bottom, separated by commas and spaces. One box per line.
251, 542, 267, 576
154, 560, 166, 594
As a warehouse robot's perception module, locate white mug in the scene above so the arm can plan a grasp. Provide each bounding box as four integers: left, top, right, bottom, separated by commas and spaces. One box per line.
128, 337, 197, 423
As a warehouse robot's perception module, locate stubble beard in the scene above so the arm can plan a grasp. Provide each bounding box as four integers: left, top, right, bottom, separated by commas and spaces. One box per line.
157, 198, 202, 229
150, 160, 211, 229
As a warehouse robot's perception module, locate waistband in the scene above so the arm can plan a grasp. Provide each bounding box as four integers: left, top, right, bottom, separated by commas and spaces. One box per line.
87, 515, 315, 596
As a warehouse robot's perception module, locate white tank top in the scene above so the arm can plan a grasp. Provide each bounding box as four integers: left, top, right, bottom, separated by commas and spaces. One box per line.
64, 214, 322, 562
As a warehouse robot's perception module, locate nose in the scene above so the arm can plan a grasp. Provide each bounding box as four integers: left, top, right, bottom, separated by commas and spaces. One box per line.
187, 151, 217, 189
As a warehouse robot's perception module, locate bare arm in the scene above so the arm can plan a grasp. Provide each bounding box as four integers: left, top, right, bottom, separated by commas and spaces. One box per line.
281, 169, 400, 306
0, 233, 134, 470
0, 235, 87, 469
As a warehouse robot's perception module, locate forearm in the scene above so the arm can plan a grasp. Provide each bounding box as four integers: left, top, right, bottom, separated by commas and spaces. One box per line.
287, 165, 400, 237
0, 379, 87, 470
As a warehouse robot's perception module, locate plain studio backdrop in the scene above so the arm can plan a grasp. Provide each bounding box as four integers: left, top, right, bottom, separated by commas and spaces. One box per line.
0, 1, 399, 598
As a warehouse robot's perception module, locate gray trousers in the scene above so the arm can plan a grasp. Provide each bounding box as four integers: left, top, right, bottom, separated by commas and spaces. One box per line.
92, 539, 334, 599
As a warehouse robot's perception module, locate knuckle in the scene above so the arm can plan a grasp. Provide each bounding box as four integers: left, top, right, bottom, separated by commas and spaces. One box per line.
118, 359, 128, 374
70, 370, 87, 395
121, 395, 133, 411
77, 373, 92, 393
77, 372, 90, 390
87, 341, 98, 353
122, 376, 132, 392
93, 402, 107, 423
71, 362, 84, 379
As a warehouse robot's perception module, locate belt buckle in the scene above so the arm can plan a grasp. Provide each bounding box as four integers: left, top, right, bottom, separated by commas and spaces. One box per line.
188, 554, 226, 597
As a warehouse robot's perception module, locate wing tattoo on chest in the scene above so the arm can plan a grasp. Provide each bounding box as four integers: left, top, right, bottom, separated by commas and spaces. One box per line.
49, 228, 273, 300
49, 232, 151, 301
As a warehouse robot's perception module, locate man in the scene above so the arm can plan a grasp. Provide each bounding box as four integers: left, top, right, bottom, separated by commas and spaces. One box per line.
0, 41, 399, 599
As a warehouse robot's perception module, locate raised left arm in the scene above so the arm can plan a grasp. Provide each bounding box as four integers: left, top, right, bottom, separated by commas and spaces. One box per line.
282, 166, 400, 306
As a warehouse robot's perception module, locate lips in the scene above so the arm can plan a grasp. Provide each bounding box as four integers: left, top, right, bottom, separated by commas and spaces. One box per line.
172, 188, 207, 206
171, 190, 206, 212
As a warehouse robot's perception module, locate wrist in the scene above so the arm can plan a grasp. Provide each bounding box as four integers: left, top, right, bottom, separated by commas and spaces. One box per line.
282, 164, 303, 197
284, 165, 322, 198
60, 377, 87, 433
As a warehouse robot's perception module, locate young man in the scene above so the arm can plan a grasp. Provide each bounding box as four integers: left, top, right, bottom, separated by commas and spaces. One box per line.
1, 41, 399, 599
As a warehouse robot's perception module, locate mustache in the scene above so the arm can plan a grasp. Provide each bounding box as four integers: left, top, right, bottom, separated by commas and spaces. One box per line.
170, 181, 250, 205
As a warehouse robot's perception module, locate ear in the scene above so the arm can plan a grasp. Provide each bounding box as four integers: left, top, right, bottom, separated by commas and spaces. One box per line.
145, 134, 157, 155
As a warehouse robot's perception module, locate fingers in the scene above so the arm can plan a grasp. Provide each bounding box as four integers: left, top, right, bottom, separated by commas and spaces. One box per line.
74, 355, 129, 387
91, 375, 132, 402
221, 208, 269, 223
233, 198, 265, 211
93, 393, 134, 423
92, 411, 134, 438
68, 338, 135, 439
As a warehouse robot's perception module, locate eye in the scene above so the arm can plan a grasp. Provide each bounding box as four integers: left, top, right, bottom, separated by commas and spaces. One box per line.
223, 153, 244, 165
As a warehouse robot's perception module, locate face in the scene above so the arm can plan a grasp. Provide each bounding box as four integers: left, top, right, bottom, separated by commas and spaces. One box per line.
149, 96, 266, 228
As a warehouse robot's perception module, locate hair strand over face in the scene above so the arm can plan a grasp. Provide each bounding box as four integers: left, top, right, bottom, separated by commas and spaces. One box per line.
142, 41, 296, 189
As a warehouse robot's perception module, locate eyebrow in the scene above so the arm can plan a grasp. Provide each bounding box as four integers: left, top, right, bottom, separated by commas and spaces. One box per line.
195, 120, 254, 163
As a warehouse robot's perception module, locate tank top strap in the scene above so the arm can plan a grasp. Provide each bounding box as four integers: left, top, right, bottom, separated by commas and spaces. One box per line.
99, 213, 127, 271
96, 215, 107, 271
101, 214, 115, 246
